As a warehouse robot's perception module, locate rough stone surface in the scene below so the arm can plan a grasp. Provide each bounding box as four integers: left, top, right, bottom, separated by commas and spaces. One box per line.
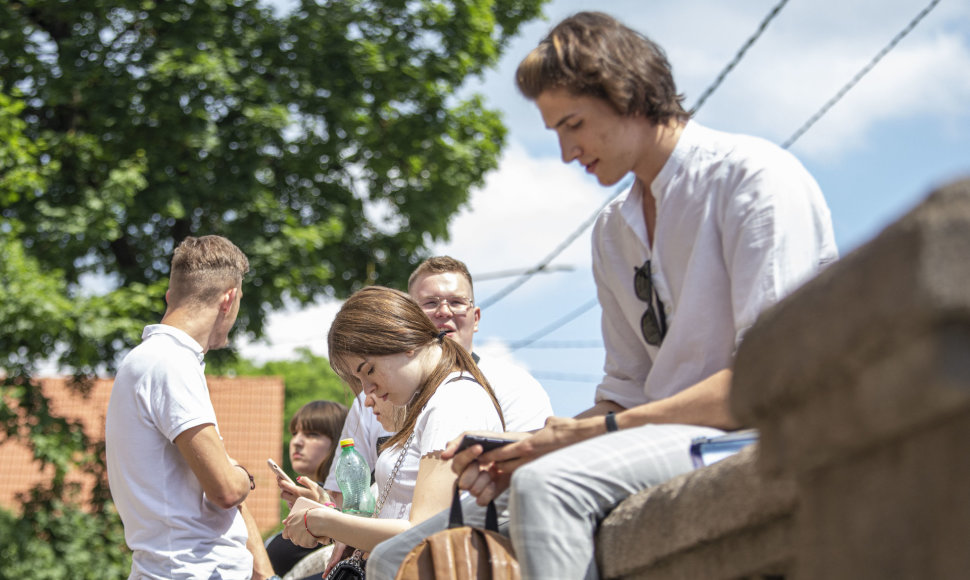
794, 411, 970, 579
597, 444, 797, 579
731, 178, 970, 579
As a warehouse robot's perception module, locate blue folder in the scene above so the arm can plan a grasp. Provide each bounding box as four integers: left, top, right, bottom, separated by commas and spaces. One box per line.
689, 428, 759, 468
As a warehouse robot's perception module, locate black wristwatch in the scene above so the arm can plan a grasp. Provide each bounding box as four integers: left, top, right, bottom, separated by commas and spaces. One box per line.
605, 411, 619, 432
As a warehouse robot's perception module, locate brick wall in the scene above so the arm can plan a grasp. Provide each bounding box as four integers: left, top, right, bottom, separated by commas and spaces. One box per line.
0, 376, 286, 535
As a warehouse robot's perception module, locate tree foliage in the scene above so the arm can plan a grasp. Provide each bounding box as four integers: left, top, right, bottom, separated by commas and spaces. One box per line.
1, 0, 545, 342
0, 0, 547, 574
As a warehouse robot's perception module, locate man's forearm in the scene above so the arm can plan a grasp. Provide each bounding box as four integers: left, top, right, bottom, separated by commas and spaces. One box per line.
574, 399, 625, 419
617, 368, 740, 430
240, 502, 274, 580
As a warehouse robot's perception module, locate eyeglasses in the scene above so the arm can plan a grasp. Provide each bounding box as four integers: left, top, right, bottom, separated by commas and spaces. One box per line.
634, 260, 668, 346
419, 296, 474, 314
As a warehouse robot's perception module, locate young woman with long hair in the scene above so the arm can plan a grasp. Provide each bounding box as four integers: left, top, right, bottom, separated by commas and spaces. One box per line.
281, 286, 505, 553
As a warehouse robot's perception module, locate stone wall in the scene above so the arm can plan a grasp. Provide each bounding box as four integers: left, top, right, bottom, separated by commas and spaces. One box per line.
595, 177, 970, 579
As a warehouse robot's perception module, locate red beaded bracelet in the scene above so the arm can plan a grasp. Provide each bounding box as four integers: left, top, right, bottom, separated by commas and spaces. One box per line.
303, 507, 328, 540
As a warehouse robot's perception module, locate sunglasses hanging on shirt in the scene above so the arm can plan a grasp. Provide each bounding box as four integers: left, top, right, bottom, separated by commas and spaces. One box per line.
634, 260, 668, 346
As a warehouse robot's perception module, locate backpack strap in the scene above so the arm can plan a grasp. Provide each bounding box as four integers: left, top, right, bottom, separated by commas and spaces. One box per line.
448, 484, 500, 532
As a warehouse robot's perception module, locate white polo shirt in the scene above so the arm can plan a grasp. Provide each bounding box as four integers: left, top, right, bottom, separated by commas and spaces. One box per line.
106, 324, 251, 579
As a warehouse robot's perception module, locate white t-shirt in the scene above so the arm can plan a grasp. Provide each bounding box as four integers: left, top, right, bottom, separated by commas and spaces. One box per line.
593, 121, 839, 409
324, 356, 552, 491
475, 355, 552, 432
373, 372, 504, 521
105, 325, 251, 579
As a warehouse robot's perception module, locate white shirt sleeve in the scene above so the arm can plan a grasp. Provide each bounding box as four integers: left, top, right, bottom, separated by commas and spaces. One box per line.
717, 146, 839, 347
415, 378, 505, 452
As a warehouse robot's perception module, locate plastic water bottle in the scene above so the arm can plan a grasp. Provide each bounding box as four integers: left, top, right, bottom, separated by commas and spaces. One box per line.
335, 438, 375, 516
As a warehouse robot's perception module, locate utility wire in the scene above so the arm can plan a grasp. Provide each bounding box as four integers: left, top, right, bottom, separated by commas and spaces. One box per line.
782, 0, 942, 149
691, 0, 791, 112
513, 340, 604, 349
475, 264, 574, 282
508, 298, 600, 351
529, 371, 603, 383
477, 178, 632, 310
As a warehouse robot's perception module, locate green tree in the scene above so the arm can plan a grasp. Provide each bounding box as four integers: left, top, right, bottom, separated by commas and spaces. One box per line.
1, 86, 132, 579
1, 0, 547, 574
1, 0, 546, 340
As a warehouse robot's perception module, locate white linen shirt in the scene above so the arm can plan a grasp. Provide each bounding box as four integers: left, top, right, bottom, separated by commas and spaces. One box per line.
593, 121, 839, 409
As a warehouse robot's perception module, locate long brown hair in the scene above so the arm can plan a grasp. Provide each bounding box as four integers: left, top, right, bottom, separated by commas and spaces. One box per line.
516, 11, 690, 124
289, 400, 348, 481
328, 286, 504, 449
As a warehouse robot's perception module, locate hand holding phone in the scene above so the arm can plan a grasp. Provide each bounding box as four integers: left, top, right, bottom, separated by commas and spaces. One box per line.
267, 458, 295, 486
456, 434, 514, 453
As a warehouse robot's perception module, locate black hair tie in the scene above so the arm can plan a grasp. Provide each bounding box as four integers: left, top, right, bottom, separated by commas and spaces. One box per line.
436, 330, 448, 341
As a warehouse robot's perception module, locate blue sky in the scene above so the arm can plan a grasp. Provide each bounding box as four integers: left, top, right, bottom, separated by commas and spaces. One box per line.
244, 0, 970, 417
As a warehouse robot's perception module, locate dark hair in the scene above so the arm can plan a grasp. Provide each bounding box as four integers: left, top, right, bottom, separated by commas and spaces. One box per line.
168, 235, 250, 305
516, 11, 690, 124
289, 400, 349, 481
328, 286, 504, 449
407, 256, 474, 299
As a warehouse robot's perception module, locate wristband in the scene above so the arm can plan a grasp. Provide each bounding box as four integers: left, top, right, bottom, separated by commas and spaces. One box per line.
234, 464, 255, 490
304, 507, 328, 540
605, 411, 619, 433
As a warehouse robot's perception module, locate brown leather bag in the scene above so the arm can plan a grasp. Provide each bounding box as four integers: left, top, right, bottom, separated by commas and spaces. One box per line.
395, 487, 520, 580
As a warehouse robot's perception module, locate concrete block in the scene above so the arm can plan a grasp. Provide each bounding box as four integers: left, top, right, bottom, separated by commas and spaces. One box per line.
597, 445, 797, 579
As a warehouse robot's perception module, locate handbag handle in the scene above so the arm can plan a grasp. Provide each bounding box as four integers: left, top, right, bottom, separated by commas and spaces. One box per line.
447, 485, 500, 532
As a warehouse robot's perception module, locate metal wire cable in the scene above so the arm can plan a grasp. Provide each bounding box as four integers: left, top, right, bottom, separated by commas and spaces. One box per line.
508, 298, 600, 352
781, 0, 943, 149
691, 0, 791, 112
476, 178, 632, 310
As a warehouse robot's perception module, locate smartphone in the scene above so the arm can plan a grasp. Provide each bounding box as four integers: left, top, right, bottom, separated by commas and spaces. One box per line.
456, 434, 514, 453
266, 458, 295, 486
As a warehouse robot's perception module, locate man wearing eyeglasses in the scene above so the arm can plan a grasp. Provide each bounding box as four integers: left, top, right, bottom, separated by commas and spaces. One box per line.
406, 256, 553, 433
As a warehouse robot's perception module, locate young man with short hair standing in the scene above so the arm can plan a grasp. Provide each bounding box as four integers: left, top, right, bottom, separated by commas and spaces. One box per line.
106, 235, 273, 579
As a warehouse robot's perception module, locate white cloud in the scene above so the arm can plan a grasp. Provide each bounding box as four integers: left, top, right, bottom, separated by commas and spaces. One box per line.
430, 140, 608, 278
236, 298, 342, 363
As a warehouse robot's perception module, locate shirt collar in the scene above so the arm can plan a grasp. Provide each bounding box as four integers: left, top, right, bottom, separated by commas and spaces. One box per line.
618, 121, 700, 251
619, 180, 650, 253
651, 119, 697, 206
142, 324, 206, 365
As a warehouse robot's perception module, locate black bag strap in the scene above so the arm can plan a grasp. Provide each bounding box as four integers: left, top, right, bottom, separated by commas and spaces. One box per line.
448, 485, 499, 532
445, 374, 479, 385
